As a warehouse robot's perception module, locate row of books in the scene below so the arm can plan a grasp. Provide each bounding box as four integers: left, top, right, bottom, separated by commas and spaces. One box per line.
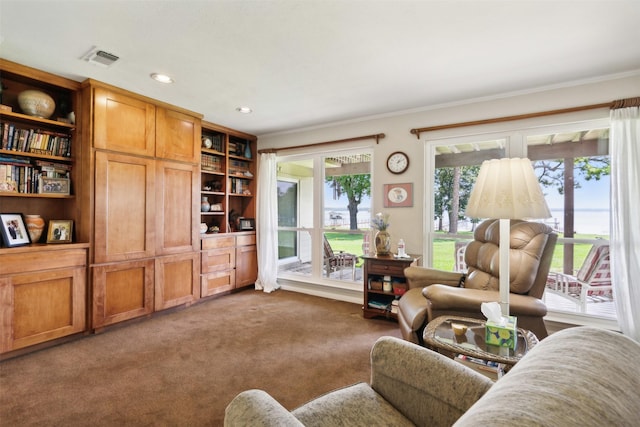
367, 298, 400, 314
1, 157, 70, 194
228, 139, 249, 157
229, 177, 250, 195
206, 134, 224, 152
1, 123, 72, 157
201, 153, 223, 172
228, 159, 250, 176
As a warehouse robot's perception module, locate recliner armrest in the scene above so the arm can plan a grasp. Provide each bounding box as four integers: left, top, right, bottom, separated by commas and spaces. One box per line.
424, 285, 547, 317
371, 336, 493, 427
404, 266, 463, 289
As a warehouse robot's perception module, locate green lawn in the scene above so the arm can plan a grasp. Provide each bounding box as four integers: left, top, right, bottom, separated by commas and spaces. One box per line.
432, 231, 601, 273
326, 230, 603, 273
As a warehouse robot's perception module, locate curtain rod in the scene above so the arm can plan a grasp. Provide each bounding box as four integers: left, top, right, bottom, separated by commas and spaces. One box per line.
258, 133, 385, 154
409, 102, 612, 139
611, 97, 640, 109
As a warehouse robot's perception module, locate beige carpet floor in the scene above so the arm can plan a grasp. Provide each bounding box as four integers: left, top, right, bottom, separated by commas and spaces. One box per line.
0, 289, 400, 426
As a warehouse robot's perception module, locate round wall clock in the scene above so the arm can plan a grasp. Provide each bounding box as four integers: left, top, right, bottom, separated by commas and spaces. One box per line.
386, 151, 409, 174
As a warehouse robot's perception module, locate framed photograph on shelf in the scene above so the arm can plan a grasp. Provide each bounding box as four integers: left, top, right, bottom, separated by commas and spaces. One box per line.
39, 177, 70, 195
0, 213, 31, 247
383, 183, 413, 208
46, 220, 73, 243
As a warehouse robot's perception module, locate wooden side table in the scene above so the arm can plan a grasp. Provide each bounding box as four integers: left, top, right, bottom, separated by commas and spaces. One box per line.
362, 254, 421, 319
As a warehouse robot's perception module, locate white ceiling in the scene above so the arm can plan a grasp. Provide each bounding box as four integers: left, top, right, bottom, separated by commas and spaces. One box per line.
1, 1, 639, 137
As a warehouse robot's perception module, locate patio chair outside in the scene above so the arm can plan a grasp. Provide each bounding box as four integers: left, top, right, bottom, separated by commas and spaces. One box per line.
323, 235, 358, 280
454, 241, 468, 273
546, 243, 612, 312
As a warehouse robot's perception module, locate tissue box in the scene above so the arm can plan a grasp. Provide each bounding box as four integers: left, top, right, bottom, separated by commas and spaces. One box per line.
485, 316, 518, 349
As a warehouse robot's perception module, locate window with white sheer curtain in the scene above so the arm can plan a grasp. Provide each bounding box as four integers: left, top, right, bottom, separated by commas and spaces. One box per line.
610, 105, 640, 341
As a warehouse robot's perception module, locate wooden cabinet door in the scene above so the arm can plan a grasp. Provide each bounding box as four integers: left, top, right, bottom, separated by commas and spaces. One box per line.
0, 268, 86, 353
92, 87, 156, 157
155, 252, 200, 311
235, 244, 257, 288
92, 259, 154, 329
156, 160, 199, 255
156, 108, 201, 163
94, 151, 156, 263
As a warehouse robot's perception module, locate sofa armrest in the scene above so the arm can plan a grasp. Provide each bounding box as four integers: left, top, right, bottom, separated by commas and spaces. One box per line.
404, 266, 463, 289
370, 336, 493, 427
224, 389, 304, 427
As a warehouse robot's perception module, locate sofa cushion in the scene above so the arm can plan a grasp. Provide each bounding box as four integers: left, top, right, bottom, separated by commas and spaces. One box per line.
454, 327, 640, 427
292, 382, 414, 427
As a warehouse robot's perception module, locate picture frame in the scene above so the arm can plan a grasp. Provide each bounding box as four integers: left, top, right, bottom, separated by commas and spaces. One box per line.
383, 183, 413, 208
0, 213, 31, 247
46, 220, 73, 243
39, 177, 70, 195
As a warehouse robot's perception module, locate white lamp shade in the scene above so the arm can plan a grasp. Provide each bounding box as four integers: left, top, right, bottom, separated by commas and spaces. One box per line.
466, 158, 551, 220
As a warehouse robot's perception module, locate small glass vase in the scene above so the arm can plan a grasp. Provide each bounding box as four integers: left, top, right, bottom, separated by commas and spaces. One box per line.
375, 230, 391, 255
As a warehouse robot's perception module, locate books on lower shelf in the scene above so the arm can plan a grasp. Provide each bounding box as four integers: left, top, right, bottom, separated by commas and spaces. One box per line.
367, 297, 400, 313
454, 354, 504, 381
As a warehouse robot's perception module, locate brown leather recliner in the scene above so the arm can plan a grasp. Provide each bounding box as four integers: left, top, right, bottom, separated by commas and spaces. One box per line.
398, 219, 557, 344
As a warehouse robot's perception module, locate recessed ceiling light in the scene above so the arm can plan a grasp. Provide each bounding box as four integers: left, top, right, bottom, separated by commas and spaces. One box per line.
236, 106, 252, 114
150, 73, 174, 84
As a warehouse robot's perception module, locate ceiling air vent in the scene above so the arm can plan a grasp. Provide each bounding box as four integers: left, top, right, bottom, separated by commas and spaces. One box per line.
81, 46, 119, 68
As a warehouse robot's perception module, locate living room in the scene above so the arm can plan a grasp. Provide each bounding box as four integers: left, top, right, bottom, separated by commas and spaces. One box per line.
1, 1, 640, 425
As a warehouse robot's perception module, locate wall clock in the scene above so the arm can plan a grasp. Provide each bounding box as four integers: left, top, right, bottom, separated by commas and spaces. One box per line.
386, 151, 409, 174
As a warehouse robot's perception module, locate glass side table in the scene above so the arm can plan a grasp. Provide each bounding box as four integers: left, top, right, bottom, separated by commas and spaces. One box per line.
423, 315, 539, 367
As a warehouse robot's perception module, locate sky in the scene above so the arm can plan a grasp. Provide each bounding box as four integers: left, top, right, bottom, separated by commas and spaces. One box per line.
543, 174, 610, 211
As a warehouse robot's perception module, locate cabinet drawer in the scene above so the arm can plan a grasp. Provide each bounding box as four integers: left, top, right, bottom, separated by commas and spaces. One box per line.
201, 270, 235, 297
236, 233, 256, 246
0, 248, 87, 276
202, 235, 235, 250
367, 261, 406, 276
201, 248, 235, 273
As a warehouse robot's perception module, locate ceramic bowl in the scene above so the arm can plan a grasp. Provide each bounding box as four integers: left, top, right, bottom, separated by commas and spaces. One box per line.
18, 90, 56, 119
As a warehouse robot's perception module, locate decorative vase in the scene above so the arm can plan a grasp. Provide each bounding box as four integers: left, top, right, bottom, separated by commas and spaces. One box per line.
18, 90, 56, 119
244, 142, 252, 159
201, 196, 211, 212
24, 214, 45, 243
375, 230, 391, 255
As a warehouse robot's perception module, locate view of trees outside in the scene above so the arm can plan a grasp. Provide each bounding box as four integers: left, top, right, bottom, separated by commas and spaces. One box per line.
325, 174, 371, 230
433, 157, 610, 235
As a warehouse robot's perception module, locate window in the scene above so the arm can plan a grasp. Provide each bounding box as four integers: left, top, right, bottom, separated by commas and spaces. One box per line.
276, 150, 372, 283
427, 118, 615, 323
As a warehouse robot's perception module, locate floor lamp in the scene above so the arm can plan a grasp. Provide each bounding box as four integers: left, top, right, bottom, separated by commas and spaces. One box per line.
466, 158, 551, 317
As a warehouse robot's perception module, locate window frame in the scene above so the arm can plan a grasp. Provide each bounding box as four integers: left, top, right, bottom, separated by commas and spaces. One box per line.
424, 116, 617, 330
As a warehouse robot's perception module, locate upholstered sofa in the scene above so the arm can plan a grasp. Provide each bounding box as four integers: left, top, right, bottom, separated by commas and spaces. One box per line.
224, 327, 640, 427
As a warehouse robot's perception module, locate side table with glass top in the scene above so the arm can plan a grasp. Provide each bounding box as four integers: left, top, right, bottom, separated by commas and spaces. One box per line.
423, 315, 538, 377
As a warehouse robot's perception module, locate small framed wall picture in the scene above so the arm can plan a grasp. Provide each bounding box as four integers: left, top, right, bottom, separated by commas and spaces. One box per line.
384, 183, 413, 208
0, 213, 31, 247
47, 220, 73, 243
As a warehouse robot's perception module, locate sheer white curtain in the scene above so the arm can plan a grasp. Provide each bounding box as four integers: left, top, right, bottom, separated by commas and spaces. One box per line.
610, 105, 640, 340
255, 152, 280, 293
